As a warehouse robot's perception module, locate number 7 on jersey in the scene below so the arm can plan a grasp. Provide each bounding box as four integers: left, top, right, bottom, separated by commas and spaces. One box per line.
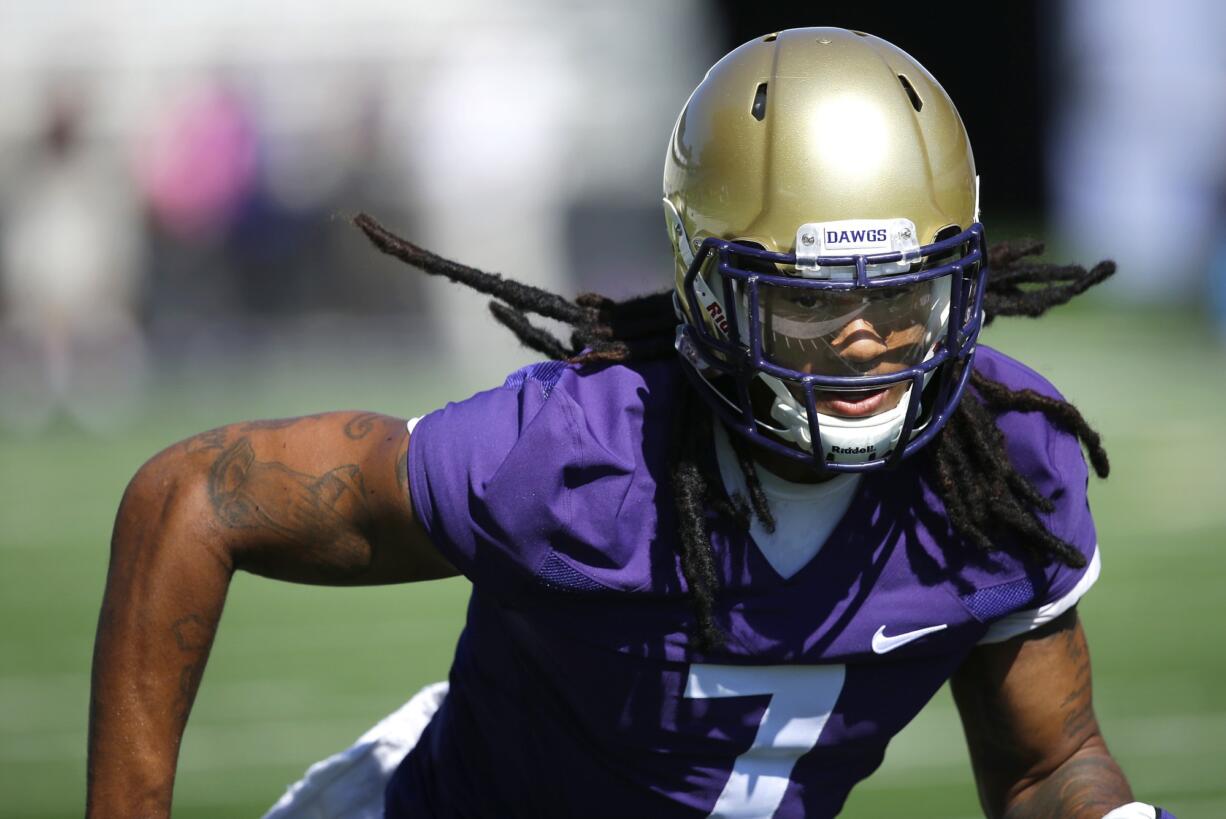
684, 664, 847, 818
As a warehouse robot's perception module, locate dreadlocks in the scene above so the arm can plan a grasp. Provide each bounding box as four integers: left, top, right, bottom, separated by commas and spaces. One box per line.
356, 213, 1113, 651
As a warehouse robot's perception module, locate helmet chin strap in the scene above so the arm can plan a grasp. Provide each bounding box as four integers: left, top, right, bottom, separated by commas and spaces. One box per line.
758, 374, 913, 465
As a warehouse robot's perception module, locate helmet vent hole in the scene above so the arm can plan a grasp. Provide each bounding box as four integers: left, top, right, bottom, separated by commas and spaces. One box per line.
851, 30, 869, 37
763, 33, 778, 42
897, 74, 923, 112
751, 82, 768, 121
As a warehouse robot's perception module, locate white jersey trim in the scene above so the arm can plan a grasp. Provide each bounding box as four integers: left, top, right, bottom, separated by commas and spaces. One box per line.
977, 546, 1101, 645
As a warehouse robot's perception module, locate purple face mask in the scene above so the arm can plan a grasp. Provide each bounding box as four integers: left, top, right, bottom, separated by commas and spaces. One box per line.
675, 223, 989, 472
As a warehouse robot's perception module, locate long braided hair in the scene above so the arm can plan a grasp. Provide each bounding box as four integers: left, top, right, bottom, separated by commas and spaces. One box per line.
357, 214, 1113, 650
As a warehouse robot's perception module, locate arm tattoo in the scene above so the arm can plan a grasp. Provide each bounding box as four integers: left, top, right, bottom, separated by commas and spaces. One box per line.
184, 427, 228, 452
171, 614, 212, 651
207, 437, 369, 551
175, 662, 204, 723
169, 613, 215, 723
343, 412, 380, 440
1059, 624, 1095, 741
1006, 753, 1132, 819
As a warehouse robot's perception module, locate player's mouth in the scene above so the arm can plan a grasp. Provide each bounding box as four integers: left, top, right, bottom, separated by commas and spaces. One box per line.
815, 387, 891, 418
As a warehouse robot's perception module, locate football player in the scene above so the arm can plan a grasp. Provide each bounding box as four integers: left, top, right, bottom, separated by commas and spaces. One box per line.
87, 28, 1177, 819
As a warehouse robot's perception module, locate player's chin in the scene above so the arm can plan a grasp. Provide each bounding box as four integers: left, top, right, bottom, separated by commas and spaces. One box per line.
815, 381, 909, 419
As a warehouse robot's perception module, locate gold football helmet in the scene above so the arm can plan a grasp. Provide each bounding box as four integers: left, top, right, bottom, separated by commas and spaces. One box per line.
665, 27, 987, 471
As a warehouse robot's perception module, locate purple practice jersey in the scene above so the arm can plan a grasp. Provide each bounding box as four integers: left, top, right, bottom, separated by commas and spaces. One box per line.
387, 347, 1099, 818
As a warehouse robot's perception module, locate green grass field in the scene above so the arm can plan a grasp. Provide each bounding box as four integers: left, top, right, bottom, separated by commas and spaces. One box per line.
2, 304, 1225, 818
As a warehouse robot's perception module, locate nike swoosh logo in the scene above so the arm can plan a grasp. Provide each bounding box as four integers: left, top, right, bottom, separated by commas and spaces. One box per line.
871, 624, 948, 654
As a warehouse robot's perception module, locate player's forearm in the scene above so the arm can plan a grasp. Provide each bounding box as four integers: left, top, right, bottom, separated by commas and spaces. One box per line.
87, 450, 233, 818
1001, 735, 1133, 819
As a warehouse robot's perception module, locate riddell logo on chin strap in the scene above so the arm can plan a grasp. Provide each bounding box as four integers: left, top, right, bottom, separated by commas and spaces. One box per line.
705, 301, 730, 335
831, 444, 876, 455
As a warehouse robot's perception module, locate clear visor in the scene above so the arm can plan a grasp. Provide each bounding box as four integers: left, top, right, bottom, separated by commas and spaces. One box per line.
747, 277, 951, 377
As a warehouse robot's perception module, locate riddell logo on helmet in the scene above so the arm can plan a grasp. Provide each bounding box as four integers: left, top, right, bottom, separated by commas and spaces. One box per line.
831, 444, 876, 455
825, 229, 889, 245
704, 301, 730, 334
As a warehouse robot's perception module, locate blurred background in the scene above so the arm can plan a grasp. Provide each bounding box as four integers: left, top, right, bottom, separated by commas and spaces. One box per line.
2, 1, 1224, 816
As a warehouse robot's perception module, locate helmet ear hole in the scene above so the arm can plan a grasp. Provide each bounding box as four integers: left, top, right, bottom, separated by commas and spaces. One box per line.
751, 83, 769, 121
933, 225, 961, 243
897, 74, 923, 112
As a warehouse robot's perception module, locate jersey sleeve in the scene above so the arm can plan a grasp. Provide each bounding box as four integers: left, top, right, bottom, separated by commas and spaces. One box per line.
406, 361, 570, 597
973, 354, 1101, 645
406, 360, 666, 599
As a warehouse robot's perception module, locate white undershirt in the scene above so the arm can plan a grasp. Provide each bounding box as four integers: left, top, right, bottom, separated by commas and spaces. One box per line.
713, 424, 861, 580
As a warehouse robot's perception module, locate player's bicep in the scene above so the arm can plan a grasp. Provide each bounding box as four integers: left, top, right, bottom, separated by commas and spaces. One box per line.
952, 608, 1100, 816
180, 411, 456, 585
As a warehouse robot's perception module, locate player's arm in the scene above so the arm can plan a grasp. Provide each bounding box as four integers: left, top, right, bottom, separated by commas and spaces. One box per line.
951, 607, 1133, 819
86, 412, 455, 819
